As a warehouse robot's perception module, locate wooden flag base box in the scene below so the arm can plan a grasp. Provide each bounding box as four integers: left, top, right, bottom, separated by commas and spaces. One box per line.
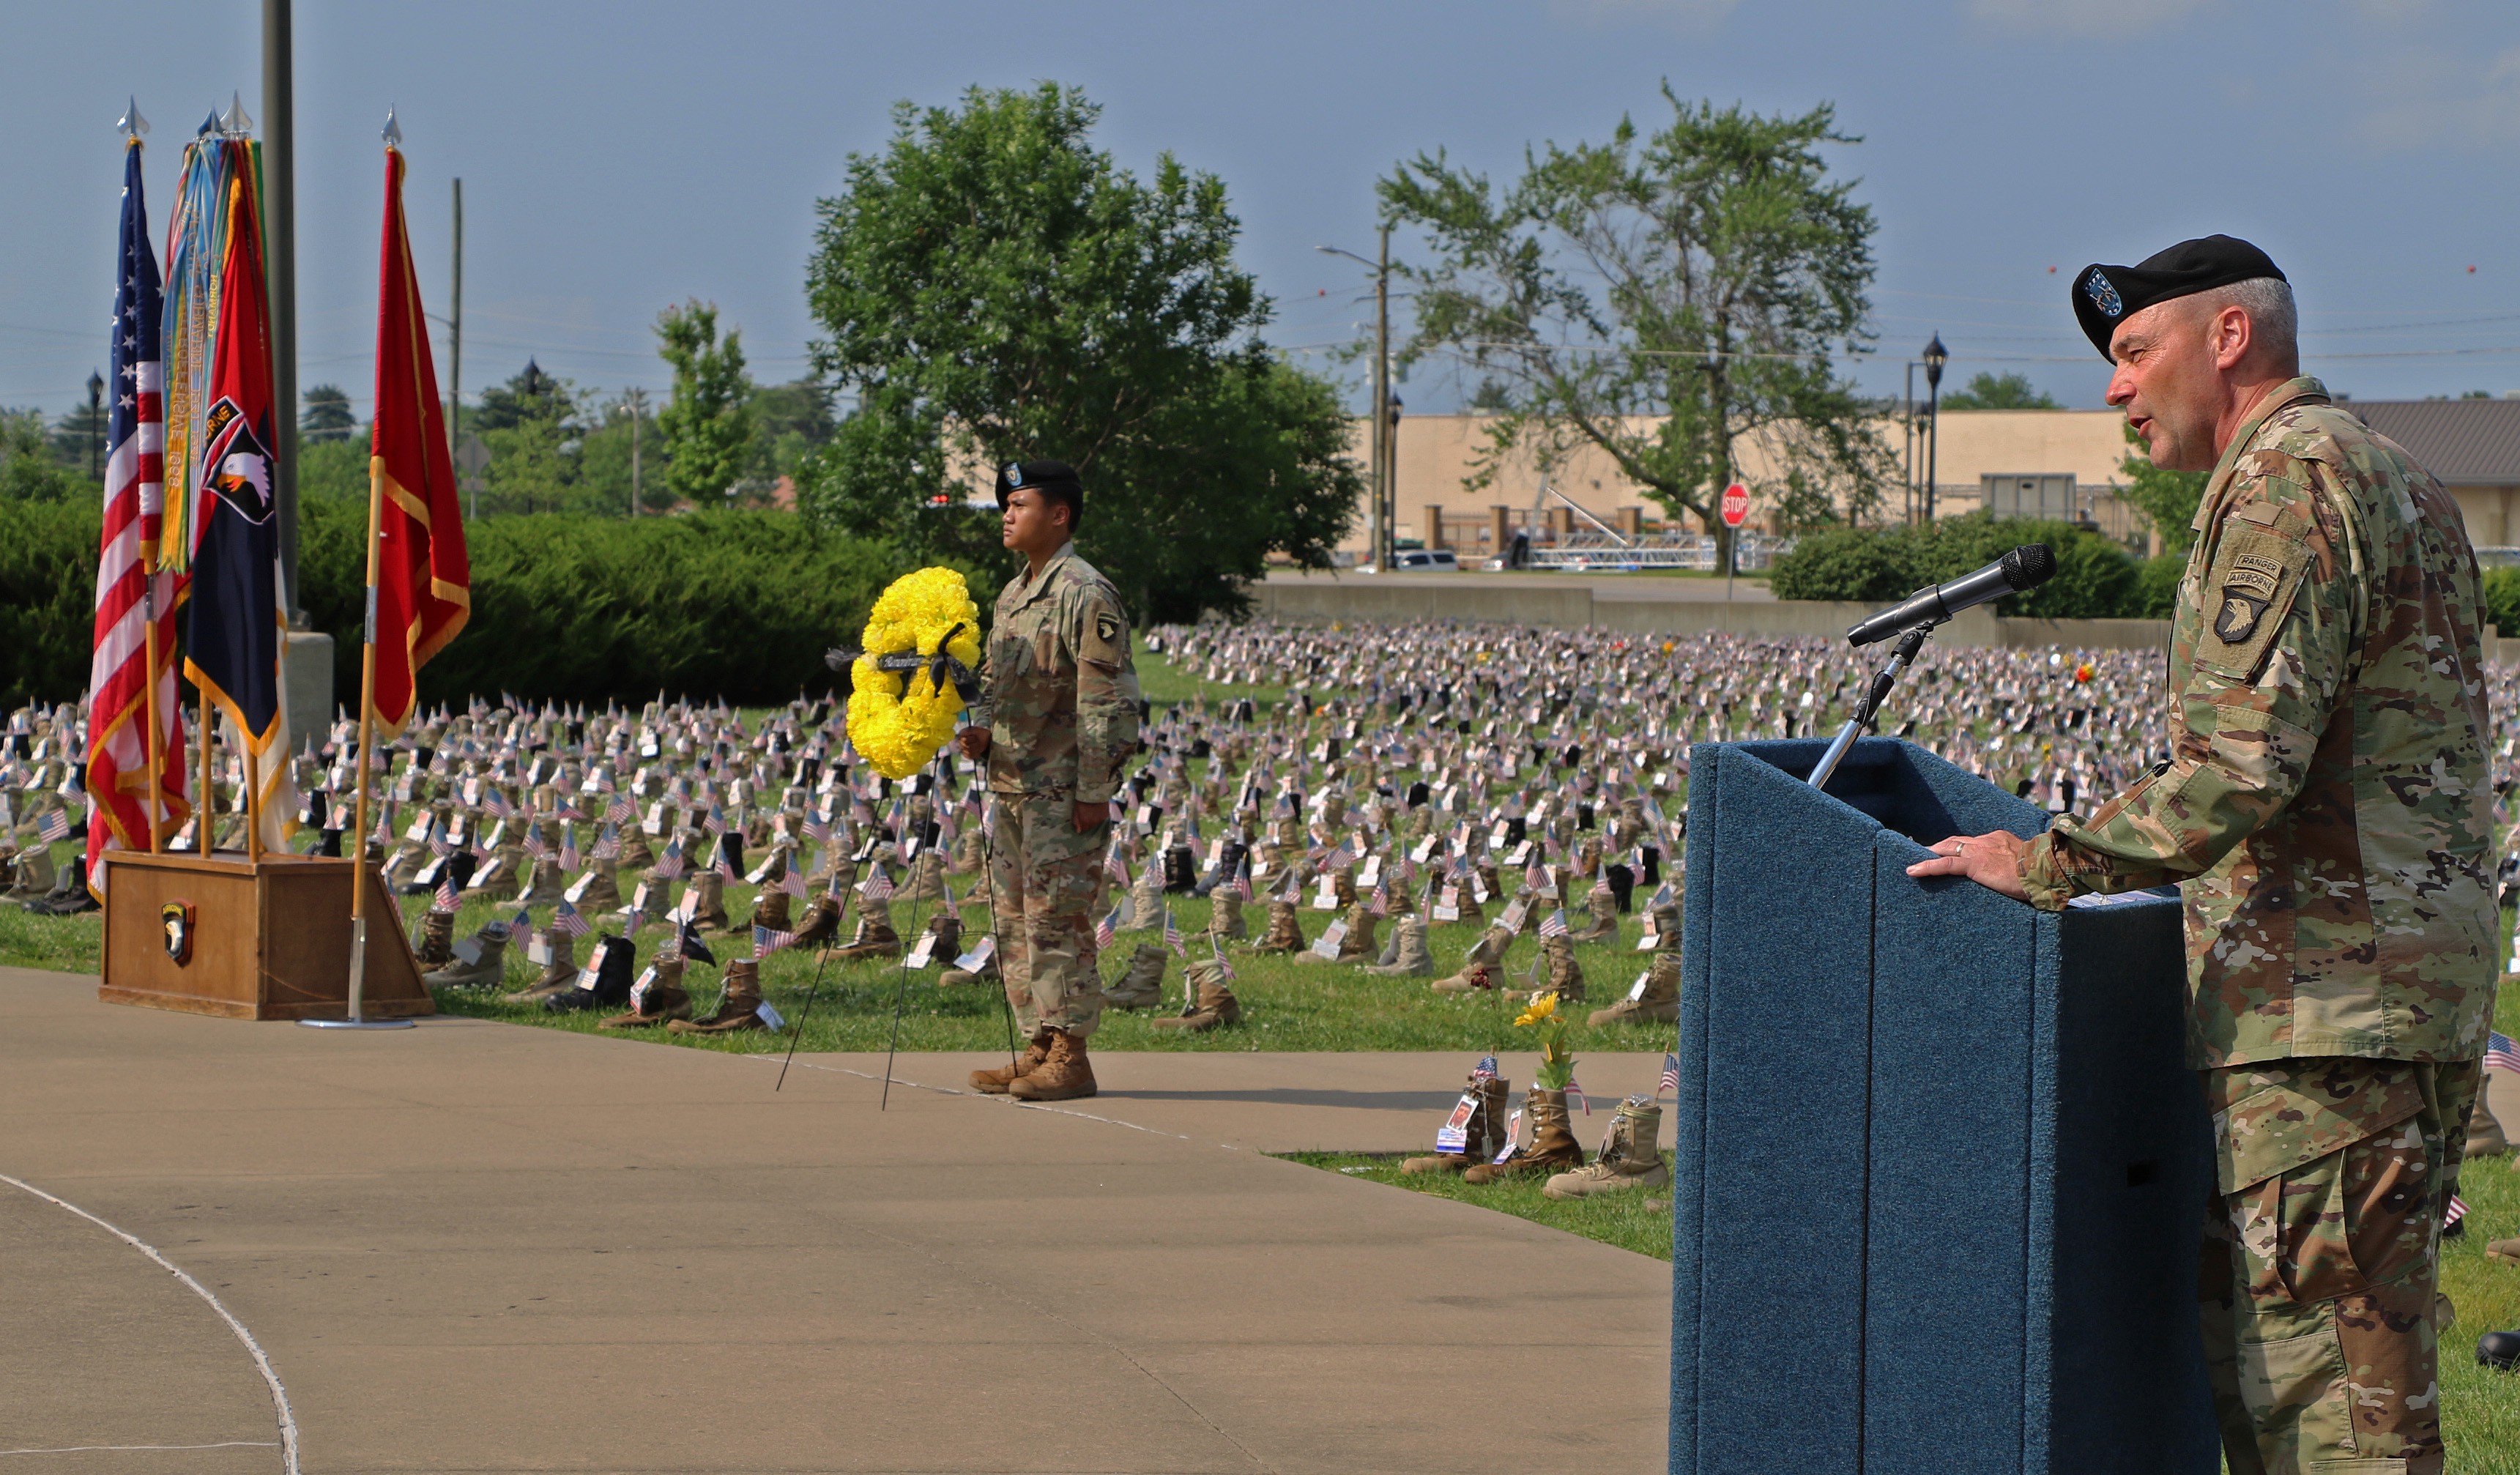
99, 851, 435, 1021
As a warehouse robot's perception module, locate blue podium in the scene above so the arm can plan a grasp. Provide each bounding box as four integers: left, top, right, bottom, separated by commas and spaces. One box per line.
1670, 738, 2216, 1475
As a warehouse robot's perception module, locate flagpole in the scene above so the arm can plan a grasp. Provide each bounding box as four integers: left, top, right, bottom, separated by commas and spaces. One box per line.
245, 735, 263, 862
341, 359, 388, 1024
143, 581, 162, 852
198, 685, 215, 855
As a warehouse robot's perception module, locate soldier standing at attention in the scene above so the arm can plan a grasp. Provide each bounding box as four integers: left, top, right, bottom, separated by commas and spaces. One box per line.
1908, 237, 2497, 1475
958, 461, 1141, 1103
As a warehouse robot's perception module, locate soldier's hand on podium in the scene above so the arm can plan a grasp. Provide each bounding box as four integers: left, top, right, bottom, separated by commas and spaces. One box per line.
1906, 831, 2030, 900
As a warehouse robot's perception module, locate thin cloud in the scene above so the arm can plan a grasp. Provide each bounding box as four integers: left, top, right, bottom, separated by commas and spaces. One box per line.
1966, 0, 2218, 36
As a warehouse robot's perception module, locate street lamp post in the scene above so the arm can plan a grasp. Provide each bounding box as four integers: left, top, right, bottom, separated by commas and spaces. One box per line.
1922, 333, 1948, 523
1384, 388, 1402, 562
86, 371, 104, 482
1318, 235, 1393, 569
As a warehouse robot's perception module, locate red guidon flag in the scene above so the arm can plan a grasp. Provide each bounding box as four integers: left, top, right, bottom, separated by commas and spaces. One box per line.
366, 144, 469, 734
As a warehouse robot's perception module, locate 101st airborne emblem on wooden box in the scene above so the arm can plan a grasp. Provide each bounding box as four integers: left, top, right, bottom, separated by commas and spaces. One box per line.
160, 900, 195, 965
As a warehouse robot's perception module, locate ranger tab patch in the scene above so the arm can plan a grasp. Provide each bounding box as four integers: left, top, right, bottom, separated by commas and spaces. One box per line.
2212, 551, 2285, 645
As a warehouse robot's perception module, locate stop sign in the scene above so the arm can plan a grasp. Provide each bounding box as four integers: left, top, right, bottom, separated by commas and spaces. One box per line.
1720, 483, 1750, 527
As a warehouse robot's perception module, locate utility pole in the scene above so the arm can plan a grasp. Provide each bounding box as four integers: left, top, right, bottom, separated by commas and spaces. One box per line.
626, 388, 645, 516
263, 0, 300, 615
450, 177, 466, 518
1373, 225, 1390, 569
1922, 333, 1948, 524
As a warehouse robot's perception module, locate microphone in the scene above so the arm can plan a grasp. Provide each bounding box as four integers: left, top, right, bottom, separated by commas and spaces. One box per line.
1846, 544, 2056, 647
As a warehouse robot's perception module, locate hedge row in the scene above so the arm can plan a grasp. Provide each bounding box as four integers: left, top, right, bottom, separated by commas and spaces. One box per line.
0, 501, 999, 712
1769, 513, 2182, 621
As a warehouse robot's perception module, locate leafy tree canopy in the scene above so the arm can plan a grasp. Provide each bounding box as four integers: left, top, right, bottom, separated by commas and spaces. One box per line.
1382, 89, 1892, 539
655, 301, 756, 504
799, 82, 1356, 622
2113, 420, 2209, 555
1938, 371, 2059, 412
301, 383, 356, 441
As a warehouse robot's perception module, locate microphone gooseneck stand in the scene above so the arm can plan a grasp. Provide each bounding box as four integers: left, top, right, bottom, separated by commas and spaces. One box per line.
1807, 617, 1942, 794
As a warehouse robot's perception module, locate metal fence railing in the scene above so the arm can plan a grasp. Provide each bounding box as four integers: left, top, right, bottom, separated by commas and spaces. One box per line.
1522, 532, 1794, 571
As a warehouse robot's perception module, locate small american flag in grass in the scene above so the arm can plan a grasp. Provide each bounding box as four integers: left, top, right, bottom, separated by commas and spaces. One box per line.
652, 837, 684, 879
777, 866, 807, 899
2447, 1194, 2469, 1227
1471, 1054, 1499, 1081
551, 899, 591, 938
2489, 1031, 2519, 1074
1539, 908, 1569, 940
1104, 843, 1128, 885
434, 874, 458, 913
861, 864, 893, 902
1163, 907, 1185, 957
1659, 1053, 1681, 1097
37, 808, 70, 842
754, 924, 798, 960
1094, 906, 1120, 951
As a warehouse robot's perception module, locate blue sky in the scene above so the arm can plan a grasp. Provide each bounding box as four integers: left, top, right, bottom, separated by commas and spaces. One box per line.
8, 0, 2520, 422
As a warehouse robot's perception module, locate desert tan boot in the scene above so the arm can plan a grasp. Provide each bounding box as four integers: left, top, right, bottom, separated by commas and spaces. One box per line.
666, 959, 765, 1035
2469, 1092, 2509, 1159
1464, 1086, 1587, 1184
1151, 959, 1243, 1032
971, 1028, 1055, 1093
1366, 914, 1434, 976
1104, 943, 1168, 1010
1589, 951, 1681, 1028
1545, 1096, 1670, 1200
1007, 1028, 1097, 1101
600, 955, 692, 1028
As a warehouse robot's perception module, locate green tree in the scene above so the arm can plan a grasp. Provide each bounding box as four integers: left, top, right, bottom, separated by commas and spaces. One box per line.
472, 360, 572, 433
483, 412, 578, 515
575, 392, 666, 516
2113, 420, 2209, 555
297, 434, 371, 502
798, 82, 1356, 619
1381, 90, 1892, 549
48, 396, 106, 476
1, 409, 89, 502
1939, 371, 2059, 411
746, 378, 837, 490
654, 302, 755, 504
300, 383, 355, 442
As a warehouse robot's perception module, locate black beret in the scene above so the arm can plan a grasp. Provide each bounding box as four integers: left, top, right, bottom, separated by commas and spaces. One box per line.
992, 458, 1082, 508
2071, 234, 2286, 360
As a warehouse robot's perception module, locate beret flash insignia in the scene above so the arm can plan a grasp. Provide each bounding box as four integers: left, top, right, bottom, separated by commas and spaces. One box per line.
2084, 269, 2124, 319
1003, 461, 1025, 488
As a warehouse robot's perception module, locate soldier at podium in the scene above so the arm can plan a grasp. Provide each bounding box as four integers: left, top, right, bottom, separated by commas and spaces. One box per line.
1908, 236, 2496, 1475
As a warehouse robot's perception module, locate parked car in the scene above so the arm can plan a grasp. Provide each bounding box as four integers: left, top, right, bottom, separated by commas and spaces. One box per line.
1389, 549, 1460, 571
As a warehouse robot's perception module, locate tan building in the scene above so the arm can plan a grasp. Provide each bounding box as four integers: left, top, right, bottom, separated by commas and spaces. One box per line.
1343, 398, 2520, 560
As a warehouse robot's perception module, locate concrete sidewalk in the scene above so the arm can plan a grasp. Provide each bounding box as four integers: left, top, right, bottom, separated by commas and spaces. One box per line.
0, 967, 1670, 1474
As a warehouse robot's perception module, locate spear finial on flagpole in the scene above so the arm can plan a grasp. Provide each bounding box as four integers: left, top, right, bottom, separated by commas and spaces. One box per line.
117, 98, 149, 141
219, 92, 253, 138
382, 107, 401, 149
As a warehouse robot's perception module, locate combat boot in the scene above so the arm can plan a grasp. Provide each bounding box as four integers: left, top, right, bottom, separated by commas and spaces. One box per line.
688, 871, 730, 932
1207, 891, 1248, 941
1545, 1096, 1670, 1200
1646, 900, 1681, 951
500, 929, 579, 1005
2471, 1093, 2510, 1159
415, 908, 456, 969
423, 921, 513, 989
1104, 943, 1168, 1010
565, 859, 621, 916
1567, 883, 1618, 943
514, 855, 565, 907
1151, 959, 1242, 1033
830, 900, 902, 961
1366, 914, 1435, 976
1008, 1028, 1097, 1101
904, 851, 948, 902
751, 887, 793, 933
911, 913, 962, 967
1509, 935, 1586, 1003
946, 824, 986, 877
1431, 959, 1497, 996
792, 891, 846, 948
1251, 900, 1306, 954
1296, 902, 1376, 966
1589, 949, 1680, 1027
1464, 1085, 1588, 1184
4, 844, 56, 904
1127, 861, 1164, 930
940, 938, 1001, 989
618, 825, 655, 872
666, 959, 765, 1035
601, 955, 691, 1028
970, 1026, 1055, 1093
1402, 1069, 1508, 1174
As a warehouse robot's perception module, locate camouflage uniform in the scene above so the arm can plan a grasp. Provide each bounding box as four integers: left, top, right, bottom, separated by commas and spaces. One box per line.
981, 540, 1141, 1038
2017, 378, 2497, 1475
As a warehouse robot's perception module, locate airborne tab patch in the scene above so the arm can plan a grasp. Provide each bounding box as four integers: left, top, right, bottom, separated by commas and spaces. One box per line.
2198, 530, 2308, 679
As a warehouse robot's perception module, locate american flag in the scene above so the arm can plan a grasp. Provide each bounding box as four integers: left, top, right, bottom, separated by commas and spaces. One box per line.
1471, 1054, 1500, 1081
777, 864, 806, 899
861, 864, 893, 902
433, 872, 458, 912
652, 836, 684, 880
521, 825, 550, 859
713, 847, 735, 882
551, 899, 591, 938
1104, 842, 1128, 885
509, 907, 533, 934
81, 134, 187, 893
703, 804, 727, 836
37, 808, 70, 843
1208, 933, 1236, 981
1659, 1053, 1681, 1097
559, 827, 581, 872
2447, 1194, 2469, 1228
1539, 908, 1569, 939
1230, 858, 1253, 902
2489, 1031, 2520, 1074
1094, 905, 1119, 951
754, 924, 798, 959
603, 794, 634, 824
483, 787, 512, 819
1368, 883, 1389, 916
1163, 907, 1185, 957
1565, 1078, 1590, 1115
591, 823, 620, 860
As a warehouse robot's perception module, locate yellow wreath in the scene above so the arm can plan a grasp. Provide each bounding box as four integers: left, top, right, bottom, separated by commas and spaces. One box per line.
845, 567, 984, 780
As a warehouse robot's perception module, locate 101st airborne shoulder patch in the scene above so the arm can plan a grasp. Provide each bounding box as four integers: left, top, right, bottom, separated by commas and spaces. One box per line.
1080, 600, 1129, 667
2199, 524, 2308, 679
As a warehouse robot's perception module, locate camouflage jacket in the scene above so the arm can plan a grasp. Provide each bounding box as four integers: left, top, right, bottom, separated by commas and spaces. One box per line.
2018, 377, 2498, 1068
983, 541, 1142, 803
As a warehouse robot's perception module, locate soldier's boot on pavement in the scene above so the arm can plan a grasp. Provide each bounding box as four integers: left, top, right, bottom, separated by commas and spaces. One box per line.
829, 901, 902, 961
751, 888, 793, 933
600, 956, 691, 1028
1567, 885, 1619, 943
1151, 961, 1243, 1033
423, 921, 512, 989
567, 860, 622, 916
1464, 1087, 1588, 1184
1431, 959, 1497, 996
970, 1027, 1056, 1093
666, 959, 765, 1035
1402, 1071, 1508, 1174
415, 909, 456, 969
500, 931, 579, 1004
1104, 943, 1168, 1010
1545, 1096, 1670, 1200
1207, 891, 1248, 941
514, 856, 565, 907
1008, 1028, 1098, 1101
2469, 1092, 2509, 1159
792, 893, 844, 948
689, 871, 731, 933
1251, 900, 1306, 954
1588, 949, 1681, 1027
1365, 914, 1435, 976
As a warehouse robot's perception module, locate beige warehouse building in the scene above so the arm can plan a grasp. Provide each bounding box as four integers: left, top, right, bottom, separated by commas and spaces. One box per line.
1342, 399, 2520, 560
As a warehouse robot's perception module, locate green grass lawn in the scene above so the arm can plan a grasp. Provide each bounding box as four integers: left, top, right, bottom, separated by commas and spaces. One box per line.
2443, 1152, 2520, 1474
1278, 1148, 1676, 1260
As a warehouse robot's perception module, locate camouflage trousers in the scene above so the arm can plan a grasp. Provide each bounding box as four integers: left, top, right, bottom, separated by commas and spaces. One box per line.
984, 793, 1110, 1039
2199, 1056, 2482, 1475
